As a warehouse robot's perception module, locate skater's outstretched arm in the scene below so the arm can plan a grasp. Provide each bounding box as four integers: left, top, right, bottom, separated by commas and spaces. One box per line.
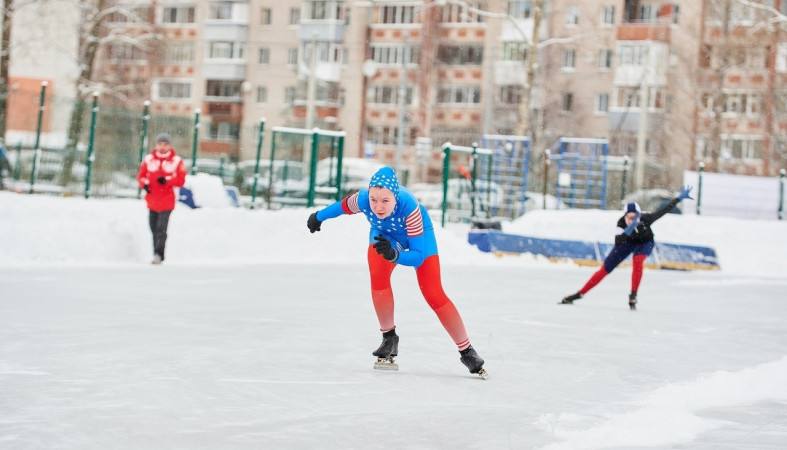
645, 185, 693, 225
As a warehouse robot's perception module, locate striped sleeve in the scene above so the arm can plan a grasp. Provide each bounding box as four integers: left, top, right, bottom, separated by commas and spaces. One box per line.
341, 192, 361, 214
405, 207, 424, 237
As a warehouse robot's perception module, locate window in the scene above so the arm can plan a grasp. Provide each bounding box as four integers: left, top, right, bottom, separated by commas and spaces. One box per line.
305, 1, 345, 20
108, 44, 147, 63
290, 8, 300, 25
775, 91, 787, 114
259, 48, 270, 65
365, 125, 413, 146
721, 137, 762, 162
441, 1, 486, 23
566, 5, 579, 25
370, 45, 420, 65
369, 85, 413, 105
257, 87, 267, 103
287, 49, 298, 65
208, 42, 243, 59
206, 80, 242, 98
166, 42, 195, 63
437, 85, 481, 104
501, 42, 528, 62
561, 92, 573, 112
507, 1, 532, 19
595, 93, 609, 112
601, 5, 614, 25
498, 85, 522, 105
599, 49, 612, 69
285, 86, 296, 104
161, 6, 195, 24
106, 6, 151, 23
156, 80, 191, 100
260, 8, 271, 25
437, 45, 484, 65
376, 5, 417, 24
209, 2, 233, 20
562, 48, 575, 69
721, 92, 762, 116
207, 122, 240, 141
303, 42, 344, 64
619, 44, 647, 65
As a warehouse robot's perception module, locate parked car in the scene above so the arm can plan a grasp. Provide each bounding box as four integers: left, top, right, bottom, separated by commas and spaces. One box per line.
237, 159, 305, 196
282, 157, 386, 200
182, 158, 237, 186
409, 178, 503, 215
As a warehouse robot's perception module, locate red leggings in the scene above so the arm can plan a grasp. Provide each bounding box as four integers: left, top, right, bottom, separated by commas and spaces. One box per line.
367, 246, 470, 350
579, 254, 646, 295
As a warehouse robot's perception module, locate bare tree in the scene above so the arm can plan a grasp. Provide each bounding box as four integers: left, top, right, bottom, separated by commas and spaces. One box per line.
0, 0, 12, 139
59, 0, 161, 187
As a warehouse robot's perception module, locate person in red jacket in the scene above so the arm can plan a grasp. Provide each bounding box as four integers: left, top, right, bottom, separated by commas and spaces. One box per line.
137, 133, 187, 264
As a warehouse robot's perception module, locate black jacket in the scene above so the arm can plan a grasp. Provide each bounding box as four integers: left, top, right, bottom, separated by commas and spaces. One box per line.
614, 197, 680, 245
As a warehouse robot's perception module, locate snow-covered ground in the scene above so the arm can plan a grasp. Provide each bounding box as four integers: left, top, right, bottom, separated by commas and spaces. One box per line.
1, 191, 786, 449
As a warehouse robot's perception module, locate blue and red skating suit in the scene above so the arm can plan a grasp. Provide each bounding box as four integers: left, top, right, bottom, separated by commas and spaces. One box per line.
315, 186, 471, 349
315, 186, 438, 267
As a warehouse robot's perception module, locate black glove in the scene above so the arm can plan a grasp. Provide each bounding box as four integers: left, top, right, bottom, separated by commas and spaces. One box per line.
156, 176, 167, 185
307, 212, 322, 233
143, 184, 150, 193
373, 235, 398, 262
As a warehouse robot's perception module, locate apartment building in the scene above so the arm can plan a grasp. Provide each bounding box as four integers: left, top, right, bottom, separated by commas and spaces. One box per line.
7, 0, 786, 187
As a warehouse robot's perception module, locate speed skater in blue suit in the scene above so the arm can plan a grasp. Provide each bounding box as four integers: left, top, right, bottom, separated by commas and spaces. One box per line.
307, 166, 486, 376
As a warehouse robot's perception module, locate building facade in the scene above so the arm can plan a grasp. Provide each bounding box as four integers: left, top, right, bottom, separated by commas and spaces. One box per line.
7, 0, 787, 187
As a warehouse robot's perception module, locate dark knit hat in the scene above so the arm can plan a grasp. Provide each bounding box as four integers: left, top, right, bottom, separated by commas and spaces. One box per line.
625, 202, 641, 215
155, 133, 172, 144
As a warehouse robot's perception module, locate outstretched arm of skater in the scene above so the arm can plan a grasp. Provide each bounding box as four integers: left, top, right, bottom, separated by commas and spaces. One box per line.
306, 192, 362, 233
647, 185, 693, 224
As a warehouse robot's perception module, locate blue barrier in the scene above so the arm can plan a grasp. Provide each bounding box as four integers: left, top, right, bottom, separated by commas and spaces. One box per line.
468, 230, 720, 271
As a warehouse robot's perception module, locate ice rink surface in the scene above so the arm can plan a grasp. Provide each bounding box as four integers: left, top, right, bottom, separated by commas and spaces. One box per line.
3, 262, 786, 449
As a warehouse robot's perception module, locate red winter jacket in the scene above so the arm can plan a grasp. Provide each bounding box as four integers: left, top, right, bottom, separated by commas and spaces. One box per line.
137, 149, 187, 212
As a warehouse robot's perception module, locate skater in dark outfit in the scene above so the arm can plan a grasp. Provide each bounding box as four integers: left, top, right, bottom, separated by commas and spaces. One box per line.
307, 167, 486, 377
560, 185, 693, 309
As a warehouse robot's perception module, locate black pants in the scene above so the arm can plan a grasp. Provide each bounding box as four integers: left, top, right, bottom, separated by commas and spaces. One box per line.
148, 210, 172, 258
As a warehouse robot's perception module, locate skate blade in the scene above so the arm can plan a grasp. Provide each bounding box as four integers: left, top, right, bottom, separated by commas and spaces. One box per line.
374, 358, 399, 371
476, 368, 489, 380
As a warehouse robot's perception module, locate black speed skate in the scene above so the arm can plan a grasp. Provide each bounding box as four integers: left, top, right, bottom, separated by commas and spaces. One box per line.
373, 329, 399, 371
559, 292, 582, 305
459, 346, 488, 380
629, 291, 638, 310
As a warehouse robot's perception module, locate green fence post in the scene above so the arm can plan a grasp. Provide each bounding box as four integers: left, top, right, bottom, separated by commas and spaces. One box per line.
779, 168, 785, 221
190, 108, 200, 175
13, 142, 22, 181
83, 92, 99, 199
542, 149, 550, 210
441, 143, 451, 227
335, 134, 345, 202
696, 162, 704, 215
137, 101, 150, 199
307, 129, 320, 208
29, 81, 47, 194
470, 143, 478, 218
620, 156, 629, 203
251, 118, 265, 210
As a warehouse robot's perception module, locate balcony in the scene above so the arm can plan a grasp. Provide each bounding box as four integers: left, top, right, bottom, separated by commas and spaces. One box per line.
617, 23, 671, 42
299, 21, 345, 42
203, 60, 246, 80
